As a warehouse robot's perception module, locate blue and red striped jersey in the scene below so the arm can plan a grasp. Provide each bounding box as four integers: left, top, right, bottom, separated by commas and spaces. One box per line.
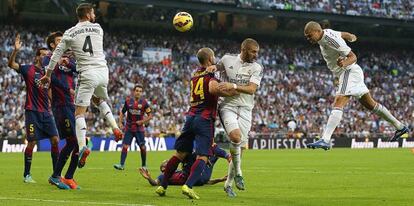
43, 54, 76, 107
18, 64, 50, 112
121, 97, 151, 132
187, 67, 219, 120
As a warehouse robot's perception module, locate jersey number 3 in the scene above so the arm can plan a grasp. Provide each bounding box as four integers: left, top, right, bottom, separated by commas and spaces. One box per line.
190, 77, 205, 102
83, 36, 94, 56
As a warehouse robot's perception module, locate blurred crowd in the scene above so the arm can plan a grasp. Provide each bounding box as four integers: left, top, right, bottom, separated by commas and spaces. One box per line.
189, 0, 414, 20
0, 24, 413, 140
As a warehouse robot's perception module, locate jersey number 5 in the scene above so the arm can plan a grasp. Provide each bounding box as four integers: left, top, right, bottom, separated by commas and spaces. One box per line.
190, 77, 205, 102
83, 36, 93, 56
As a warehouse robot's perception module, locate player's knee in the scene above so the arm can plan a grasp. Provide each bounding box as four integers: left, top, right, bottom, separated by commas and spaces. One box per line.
139, 145, 146, 151
50, 136, 59, 146
27, 141, 36, 148
228, 131, 241, 143
174, 151, 187, 161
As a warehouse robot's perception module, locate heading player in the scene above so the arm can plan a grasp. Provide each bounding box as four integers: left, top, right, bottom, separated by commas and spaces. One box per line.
155, 48, 238, 200
303, 21, 408, 150
114, 84, 153, 171
39, 3, 123, 168
8, 34, 60, 184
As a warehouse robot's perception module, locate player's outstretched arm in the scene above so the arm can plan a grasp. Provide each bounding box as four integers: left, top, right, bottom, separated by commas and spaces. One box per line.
7, 34, 22, 72
341, 32, 357, 42
209, 80, 240, 97
218, 82, 258, 95
207, 175, 228, 185
139, 168, 159, 186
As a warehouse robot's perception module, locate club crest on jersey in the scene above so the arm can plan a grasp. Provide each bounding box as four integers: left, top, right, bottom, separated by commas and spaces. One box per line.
58, 65, 72, 72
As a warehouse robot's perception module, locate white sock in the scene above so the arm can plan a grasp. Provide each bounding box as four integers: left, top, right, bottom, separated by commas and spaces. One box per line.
98, 101, 119, 129
322, 109, 343, 142
373, 104, 404, 130
75, 116, 87, 148
224, 161, 235, 188
230, 142, 242, 176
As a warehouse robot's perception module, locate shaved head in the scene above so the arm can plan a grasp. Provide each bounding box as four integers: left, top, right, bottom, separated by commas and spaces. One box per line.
304, 21, 324, 44
197, 47, 215, 65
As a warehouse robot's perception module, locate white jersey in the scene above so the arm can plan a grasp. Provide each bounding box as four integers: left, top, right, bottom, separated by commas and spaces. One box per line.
218, 54, 263, 110
47, 21, 107, 73
318, 29, 354, 77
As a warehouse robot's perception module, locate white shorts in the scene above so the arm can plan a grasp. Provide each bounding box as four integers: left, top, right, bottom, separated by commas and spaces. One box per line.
335, 64, 369, 98
75, 68, 109, 107
218, 105, 252, 147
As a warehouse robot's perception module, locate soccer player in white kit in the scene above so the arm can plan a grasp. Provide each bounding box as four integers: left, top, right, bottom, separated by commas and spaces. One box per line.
39, 3, 123, 168
303, 21, 409, 150
211, 38, 263, 197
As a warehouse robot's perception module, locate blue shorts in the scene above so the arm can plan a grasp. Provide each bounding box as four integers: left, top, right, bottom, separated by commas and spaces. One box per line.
25, 110, 59, 142
123, 130, 145, 146
174, 115, 214, 156
52, 105, 76, 140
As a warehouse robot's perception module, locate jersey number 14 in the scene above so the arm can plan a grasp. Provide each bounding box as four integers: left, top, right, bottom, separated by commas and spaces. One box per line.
190, 77, 205, 102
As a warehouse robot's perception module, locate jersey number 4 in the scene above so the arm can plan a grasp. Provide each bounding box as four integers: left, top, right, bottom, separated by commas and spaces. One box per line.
190, 77, 205, 102
82, 36, 94, 56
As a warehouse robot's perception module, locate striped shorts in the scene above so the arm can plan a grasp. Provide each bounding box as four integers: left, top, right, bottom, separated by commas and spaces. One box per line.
335, 64, 369, 98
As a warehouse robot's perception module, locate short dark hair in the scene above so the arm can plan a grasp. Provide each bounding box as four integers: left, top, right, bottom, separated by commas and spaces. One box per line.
36, 47, 48, 56
46, 31, 63, 50
76, 3, 94, 19
241, 38, 259, 49
134, 84, 143, 90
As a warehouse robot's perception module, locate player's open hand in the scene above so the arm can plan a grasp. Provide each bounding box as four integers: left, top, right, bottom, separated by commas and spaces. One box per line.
337, 57, 345, 67
59, 57, 70, 66
14, 33, 22, 51
38, 75, 51, 88
139, 167, 151, 179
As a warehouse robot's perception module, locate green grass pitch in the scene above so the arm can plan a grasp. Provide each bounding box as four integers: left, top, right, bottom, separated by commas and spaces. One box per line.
0, 148, 413, 206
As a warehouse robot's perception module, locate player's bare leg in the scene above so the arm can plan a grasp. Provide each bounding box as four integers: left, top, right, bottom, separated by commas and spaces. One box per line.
75, 105, 90, 168
359, 93, 408, 141
307, 95, 349, 150
92, 96, 123, 142
225, 129, 245, 192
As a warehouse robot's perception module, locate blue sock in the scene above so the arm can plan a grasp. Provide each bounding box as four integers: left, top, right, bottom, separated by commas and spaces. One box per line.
24, 146, 33, 177
64, 138, 78, 179
212, 144, 228, 158
120, 147, 128, 166
53, 141, 72, 178
140, 146, 147, 167
185, 159, 206, 188
51, 145, 59, 174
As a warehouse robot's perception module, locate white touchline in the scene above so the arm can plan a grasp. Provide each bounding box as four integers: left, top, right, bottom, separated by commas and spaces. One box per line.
0, 197, 155, 206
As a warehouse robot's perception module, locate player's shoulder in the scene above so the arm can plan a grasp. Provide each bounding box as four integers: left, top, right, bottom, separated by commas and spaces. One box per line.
221, 53, 238, 61
252, 62, 263, 71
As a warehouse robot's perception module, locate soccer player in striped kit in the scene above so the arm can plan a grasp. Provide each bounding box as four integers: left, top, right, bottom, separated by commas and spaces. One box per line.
44, 31, 81, 189
304, 21, 409, 150
8, 34, 60, 184
114, 84, 153, 171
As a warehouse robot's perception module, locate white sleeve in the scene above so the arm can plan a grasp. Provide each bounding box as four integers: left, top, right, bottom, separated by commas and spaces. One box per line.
216, 55, 227, 72
326, 30, 351, 57
250, 64, 263, 86
47, 31, 70, 71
